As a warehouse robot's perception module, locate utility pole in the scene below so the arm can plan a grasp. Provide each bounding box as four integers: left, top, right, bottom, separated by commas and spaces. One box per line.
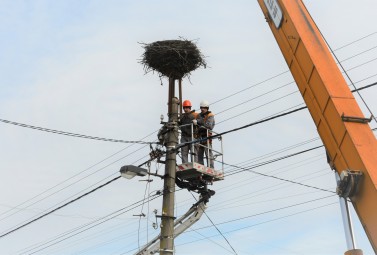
160, 77, 179, 255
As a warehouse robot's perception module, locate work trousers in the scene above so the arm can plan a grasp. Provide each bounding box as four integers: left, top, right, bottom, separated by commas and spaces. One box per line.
181, 136, 195, 164
196, 142, 214, 168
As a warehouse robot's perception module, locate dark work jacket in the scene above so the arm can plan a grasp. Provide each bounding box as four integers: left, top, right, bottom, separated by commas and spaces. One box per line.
197, 111, 215, 138
179, 111, 198, 137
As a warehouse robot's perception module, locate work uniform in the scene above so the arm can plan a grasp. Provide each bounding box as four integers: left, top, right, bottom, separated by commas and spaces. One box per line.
179, 111, 198, 164
196, 111, 215, 168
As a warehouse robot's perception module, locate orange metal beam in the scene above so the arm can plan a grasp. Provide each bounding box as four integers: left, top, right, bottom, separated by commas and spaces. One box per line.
257, 0, 377, 252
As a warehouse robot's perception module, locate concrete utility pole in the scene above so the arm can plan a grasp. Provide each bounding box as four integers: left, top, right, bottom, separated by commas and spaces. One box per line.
160, 78, 179, 255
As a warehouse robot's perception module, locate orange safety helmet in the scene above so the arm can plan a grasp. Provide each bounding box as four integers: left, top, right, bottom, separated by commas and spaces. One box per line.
182, 100, 192, 108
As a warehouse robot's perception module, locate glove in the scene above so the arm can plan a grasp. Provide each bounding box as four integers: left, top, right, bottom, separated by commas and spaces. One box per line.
192, 119, 198, 125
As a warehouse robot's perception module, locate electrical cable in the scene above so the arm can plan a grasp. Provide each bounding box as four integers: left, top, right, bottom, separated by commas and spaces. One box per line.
190, 195, 335, 232
216, 77, 376, 126
223, 146, 335, 194
137, 177, 151, 251
0, 129, 158, 222
208, 81, 376, 140
1, 151, 152, 235
338, 45, 377, 63
216, 81, 294, 115
16, 188, 165, 255
224, 145, 323, 176
0, 118, 156, 144
25, 193, 163, 255
332, 31, 377, 52
215, 46, 377, 121
0, 176, 121, 239
212, 106, 307, 139
190, 192, 238, 255
1, 154, 155, 241
178, 202, 337, 248
211, 71, 291, 105
217, 91, 299, 124
0, 143, 151, 223
211, 31, 377, 107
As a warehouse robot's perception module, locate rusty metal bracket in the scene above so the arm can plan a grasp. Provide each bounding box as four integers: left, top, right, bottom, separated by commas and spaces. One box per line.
341, 114, 373, 124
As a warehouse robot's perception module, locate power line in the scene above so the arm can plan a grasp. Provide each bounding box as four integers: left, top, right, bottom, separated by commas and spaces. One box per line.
211, 71, 291, 105
338, 45, 377, 63
0, 151, 152, 237
178, 80, 377, 152
190, 192, 238, 255
213, 80, 377, 133
0, 118, 156, 144
222, 146, 334, 194
190, 195, 335, 232
213, 106, 307, 139
333, 31, 377, 52
211, 31, 377, 107
21, 192, 163, 255
178, 202, 337, 249
0, 143, 151, 223
0, 176, 121, 239
1, 151, 152, 241
217, 91, 299, 125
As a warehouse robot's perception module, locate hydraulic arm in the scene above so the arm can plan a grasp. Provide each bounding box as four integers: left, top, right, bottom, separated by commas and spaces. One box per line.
135, 199, 207, 255
257, 0, 377, 252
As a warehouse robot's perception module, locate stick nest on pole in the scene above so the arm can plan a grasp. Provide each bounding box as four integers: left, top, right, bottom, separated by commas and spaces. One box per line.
140, 39, 206, 80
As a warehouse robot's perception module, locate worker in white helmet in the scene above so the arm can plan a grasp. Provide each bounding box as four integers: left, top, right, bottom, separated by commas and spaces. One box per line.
192, 100, 215, 168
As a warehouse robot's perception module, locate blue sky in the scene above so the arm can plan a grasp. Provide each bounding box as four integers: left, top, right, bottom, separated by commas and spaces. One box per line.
0, 1, 376, 254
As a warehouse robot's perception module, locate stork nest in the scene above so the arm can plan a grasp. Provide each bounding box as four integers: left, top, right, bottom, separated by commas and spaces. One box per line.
140, 39, 206, 80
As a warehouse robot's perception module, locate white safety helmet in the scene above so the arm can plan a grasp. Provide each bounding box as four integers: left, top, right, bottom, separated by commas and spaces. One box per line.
200, 100, 210, 108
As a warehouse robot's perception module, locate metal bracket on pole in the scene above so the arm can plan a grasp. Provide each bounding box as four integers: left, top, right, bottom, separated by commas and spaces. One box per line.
341, 114, 373, 124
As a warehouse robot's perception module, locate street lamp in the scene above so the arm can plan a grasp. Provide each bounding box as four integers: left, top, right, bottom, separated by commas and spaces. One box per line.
120, 165, 148, 179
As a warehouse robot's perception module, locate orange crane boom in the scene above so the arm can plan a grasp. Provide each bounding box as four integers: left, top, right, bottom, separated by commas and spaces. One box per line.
257, 0, 377, 253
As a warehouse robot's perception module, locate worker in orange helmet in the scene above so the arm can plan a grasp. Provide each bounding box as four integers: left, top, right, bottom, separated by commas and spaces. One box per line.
179, 100, 198, 164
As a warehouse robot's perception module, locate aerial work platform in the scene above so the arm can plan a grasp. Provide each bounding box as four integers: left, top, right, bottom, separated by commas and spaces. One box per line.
176, 162, 224, 182
176, 124, 224, 183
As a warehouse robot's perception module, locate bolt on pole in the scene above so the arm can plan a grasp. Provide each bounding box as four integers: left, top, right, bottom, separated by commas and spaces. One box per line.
160, 77, 179, 255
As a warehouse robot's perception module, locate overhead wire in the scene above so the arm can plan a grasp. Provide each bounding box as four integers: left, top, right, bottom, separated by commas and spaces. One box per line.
216, 81, 294, 116
222, 146, 335, 194
16, 189, 164, 255
0, 149, 154, 236
0, 142, 151, 223
0, 154, 155, 240
0, 118, 156, 144
15, 141, 326, 255
211, 81, 377, 135
0, 176, 121, 239
189, 195, 335, 232
211, 31, 377, 107
0, 129, 158, 222
332, 31, 377, 52
178, 202, 338, 249
338, 45, 377, 63
190, 192, 238, 255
